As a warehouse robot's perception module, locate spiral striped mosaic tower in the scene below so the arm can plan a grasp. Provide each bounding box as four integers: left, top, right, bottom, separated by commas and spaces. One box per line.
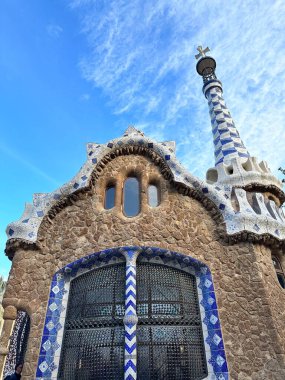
207, 87, 249, 166
195, 46, 282, 191
196, 49, 249, 166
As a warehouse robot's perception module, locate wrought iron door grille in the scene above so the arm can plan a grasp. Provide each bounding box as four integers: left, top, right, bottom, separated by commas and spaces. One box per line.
136, 262, 208, 380
58, 264, 125, 380
58, 327, 124, 379
58, 260, 208, 379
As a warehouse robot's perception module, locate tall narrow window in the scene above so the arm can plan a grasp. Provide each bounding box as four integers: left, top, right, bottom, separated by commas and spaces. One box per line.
272, 256, 285, 289
123, 177, 140, 217
105, 185, 116, 209
148, 184, 160, 207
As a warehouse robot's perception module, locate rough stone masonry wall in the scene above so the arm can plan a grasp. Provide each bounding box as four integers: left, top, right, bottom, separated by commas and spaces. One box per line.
2, 154, 285, 379
253, 244, 285, 376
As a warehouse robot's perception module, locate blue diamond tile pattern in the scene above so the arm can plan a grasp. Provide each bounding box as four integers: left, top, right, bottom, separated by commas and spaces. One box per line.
35, 246, 228, 379
207, 87, 250, 166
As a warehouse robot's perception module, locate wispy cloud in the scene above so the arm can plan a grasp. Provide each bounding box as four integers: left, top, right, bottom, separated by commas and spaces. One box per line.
46, 24, 63, 38
71, 0, 285, 179
80, 93, 91, 101
0, 143, 60, 186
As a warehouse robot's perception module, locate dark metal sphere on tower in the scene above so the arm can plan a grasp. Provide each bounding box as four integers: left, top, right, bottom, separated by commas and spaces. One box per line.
195, 46, 222, 96
196, 56, 216, 77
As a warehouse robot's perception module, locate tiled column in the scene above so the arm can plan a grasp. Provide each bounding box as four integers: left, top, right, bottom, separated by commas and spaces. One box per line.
123, 249, 140, 380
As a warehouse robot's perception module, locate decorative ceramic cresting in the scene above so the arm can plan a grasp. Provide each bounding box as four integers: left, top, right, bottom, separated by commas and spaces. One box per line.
195, 46, 282, 190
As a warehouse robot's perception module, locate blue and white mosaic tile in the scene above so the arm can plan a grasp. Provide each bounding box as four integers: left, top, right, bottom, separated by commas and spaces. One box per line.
5, 127, 285, 244
206, 86, 249, 167
200, 64, 282, 201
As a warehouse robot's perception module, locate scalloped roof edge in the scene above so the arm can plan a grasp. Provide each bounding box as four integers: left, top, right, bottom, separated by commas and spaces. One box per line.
5, 127, 285, 245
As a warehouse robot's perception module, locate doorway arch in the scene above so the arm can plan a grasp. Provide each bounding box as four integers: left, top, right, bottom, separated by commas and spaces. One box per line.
36, 247, 228, 379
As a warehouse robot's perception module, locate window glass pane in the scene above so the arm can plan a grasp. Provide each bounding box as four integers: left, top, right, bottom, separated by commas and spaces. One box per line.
148, 184, 159, 207
105, 186, 115, 209
123, 177, 140, 217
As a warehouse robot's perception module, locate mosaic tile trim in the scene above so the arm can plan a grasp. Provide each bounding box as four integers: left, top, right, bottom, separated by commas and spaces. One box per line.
6, 127, 285, 243
35, 246, 229, 380
122, 249, 140, 380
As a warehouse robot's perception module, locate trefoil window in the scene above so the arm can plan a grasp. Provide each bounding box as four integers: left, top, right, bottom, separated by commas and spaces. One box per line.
104, 175, 161, 217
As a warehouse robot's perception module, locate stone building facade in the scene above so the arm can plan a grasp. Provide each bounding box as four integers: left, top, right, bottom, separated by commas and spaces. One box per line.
1, 50, 285, 380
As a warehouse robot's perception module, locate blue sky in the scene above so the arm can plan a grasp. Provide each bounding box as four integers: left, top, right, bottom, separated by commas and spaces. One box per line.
1, 0, 285, 278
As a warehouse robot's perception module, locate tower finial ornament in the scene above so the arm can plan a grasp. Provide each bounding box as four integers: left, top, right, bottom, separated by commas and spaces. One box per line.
195, 45, 210, 60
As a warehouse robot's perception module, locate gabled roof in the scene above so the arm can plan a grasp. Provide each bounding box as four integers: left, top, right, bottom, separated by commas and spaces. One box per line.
6, 127, 285, 248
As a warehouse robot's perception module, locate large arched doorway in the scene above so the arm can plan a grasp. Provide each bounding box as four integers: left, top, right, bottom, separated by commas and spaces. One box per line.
57, 257, 207, 379
36, 247, 228, 379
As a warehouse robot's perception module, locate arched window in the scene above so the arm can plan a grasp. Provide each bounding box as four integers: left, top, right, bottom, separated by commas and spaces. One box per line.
3, 311, 30, 378
58, 264, 125, 379
105, 185, 116, 209
136, 262, 208, 379
58, 261, 208, 380
39, 249, 225, 379
272, 256, 285, 289
148, 183, 160, 207
123, 177, 140, 217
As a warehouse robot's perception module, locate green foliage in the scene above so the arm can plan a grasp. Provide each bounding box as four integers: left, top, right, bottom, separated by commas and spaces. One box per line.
279, 167, 285, 183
